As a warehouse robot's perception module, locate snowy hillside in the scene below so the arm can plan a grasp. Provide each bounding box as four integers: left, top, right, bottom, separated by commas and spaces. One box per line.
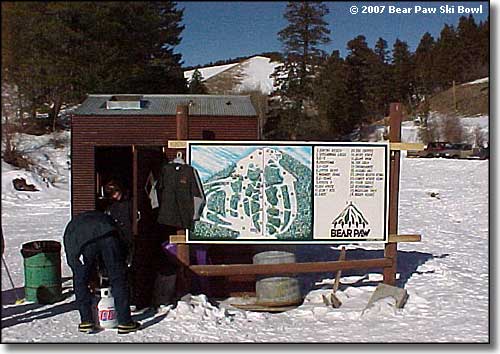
462, 77, 488, 86
1, 131, 489, 343
184, 62, 239, 82
184, 56, 281, 95
233, 56, 281, 94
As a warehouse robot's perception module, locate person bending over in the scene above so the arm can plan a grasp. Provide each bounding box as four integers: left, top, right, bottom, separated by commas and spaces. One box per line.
63, 211, 140, 334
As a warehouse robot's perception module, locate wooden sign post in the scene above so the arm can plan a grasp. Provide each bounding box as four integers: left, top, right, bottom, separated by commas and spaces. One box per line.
384, 103, 403, 285
170, 102, 420, 296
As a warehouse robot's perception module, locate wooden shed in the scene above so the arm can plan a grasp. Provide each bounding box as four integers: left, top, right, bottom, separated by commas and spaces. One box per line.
71, 94, 258, 216
71, 94, 259, 303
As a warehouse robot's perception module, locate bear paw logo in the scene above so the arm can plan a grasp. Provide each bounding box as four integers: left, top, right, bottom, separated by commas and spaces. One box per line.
331, 202, 370, 238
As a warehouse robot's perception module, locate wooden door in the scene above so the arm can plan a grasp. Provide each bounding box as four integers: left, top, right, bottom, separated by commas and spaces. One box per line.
130, 146, 165, 309
135, 146, 164, 237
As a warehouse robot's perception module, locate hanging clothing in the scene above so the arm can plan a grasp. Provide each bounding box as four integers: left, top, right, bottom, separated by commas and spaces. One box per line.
144, 172, 159, 210
156, 162, 205, 229
148, 181, 159, 209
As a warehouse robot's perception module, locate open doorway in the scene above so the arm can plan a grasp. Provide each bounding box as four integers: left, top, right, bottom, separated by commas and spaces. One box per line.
94, 145, 166, 236
135, 146, 165, 237
95, 145, 171, 308
94, 146, 133, 213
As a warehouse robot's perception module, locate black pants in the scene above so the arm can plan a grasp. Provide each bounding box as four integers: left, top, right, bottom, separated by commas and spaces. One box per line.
70, 234, 132, 325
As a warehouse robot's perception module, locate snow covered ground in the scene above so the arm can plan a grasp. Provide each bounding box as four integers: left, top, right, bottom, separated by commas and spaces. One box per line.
1, 130, 489, 343
2, 131, 71, 185
400, 113, 489, 145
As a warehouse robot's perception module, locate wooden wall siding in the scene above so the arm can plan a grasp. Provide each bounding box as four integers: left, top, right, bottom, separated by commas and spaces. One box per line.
71, 115, 177, 215
188, 116, 259, 140
72, 116, 178, 145
71, 115, 258, 215
71, 144, 96, 215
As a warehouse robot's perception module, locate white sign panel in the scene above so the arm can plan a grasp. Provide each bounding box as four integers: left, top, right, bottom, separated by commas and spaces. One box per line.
313, 145, 388, 241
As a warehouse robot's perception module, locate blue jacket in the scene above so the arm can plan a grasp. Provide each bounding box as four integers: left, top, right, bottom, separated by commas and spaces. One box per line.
63, 211, 130, 267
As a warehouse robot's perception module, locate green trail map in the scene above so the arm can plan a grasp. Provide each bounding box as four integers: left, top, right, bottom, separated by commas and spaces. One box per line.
188, 142, 389, 244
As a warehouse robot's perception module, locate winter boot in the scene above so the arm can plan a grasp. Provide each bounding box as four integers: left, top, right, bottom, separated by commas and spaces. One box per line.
117, 321, 141, 334
78, 322, 98, 334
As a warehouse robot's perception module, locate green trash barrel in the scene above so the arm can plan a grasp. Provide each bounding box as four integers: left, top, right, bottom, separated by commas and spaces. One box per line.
21, 240, 62, 304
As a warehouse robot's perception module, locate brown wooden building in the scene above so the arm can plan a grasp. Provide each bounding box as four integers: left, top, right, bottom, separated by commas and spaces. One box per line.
71, 94, 258, 217
71, 94, 259, 303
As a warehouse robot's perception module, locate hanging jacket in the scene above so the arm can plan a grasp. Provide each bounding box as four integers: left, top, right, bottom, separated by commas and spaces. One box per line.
156, 162, 205, 229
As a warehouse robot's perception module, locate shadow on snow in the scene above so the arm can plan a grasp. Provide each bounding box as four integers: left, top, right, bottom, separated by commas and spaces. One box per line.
293, 245, 448, 295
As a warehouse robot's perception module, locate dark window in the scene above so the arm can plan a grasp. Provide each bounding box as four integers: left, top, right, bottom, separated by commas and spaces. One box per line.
202, 130, 216, 140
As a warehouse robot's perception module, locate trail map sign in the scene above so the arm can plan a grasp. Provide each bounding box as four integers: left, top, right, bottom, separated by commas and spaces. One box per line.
187, 142, 389, 244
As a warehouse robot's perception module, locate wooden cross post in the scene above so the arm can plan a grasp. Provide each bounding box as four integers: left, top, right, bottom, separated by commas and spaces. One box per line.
176, 231, 191, 296
384, 103, 402, 285
175, 104, 191, 295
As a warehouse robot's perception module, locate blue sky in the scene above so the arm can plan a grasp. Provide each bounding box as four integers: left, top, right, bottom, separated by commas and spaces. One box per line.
176, 1, 489, 67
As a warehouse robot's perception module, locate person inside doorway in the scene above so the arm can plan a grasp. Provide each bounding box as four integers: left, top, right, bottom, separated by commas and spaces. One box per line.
104, 179, 133, 244
102, 179, 134, 280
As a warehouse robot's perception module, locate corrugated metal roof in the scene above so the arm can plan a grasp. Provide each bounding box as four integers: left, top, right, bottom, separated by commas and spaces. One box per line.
73, 94, 257, 117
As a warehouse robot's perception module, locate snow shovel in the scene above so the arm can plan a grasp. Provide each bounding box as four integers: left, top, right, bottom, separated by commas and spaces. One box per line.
2, 255, 25, 304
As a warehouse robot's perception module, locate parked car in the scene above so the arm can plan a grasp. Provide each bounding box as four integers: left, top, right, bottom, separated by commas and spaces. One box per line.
472, 146, 489, 160
407, 142, 489, 159
406, 150, 419, 158
479, 146, 489, 159
412, 142, 451, 158
441, 143, 474, 159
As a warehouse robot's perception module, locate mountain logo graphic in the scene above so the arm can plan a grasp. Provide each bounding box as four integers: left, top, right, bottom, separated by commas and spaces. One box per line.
330, 202, 371, 238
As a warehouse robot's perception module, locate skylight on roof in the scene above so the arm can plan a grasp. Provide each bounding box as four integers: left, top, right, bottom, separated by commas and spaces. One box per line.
106, 96, 143, 110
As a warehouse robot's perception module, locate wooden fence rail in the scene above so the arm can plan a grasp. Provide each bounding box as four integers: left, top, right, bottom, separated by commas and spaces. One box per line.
189, 258, 393, 277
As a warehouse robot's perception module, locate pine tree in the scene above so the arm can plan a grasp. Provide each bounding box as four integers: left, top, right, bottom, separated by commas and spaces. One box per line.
2, 2, 82, 129
314, 50, 352, 139
372, 37, 392, 118
2, 2, 187, 131
478, 17, 489, 73
391, 39, 415, 107
189, 69, 208, 94
374, 37, 390, 63
414, 32, 436, 98
344, 35, 380, 129
456, 15, 480, 82
434, 24, 460, 90
86, 2, 187, 94
271, 1, 331, 140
